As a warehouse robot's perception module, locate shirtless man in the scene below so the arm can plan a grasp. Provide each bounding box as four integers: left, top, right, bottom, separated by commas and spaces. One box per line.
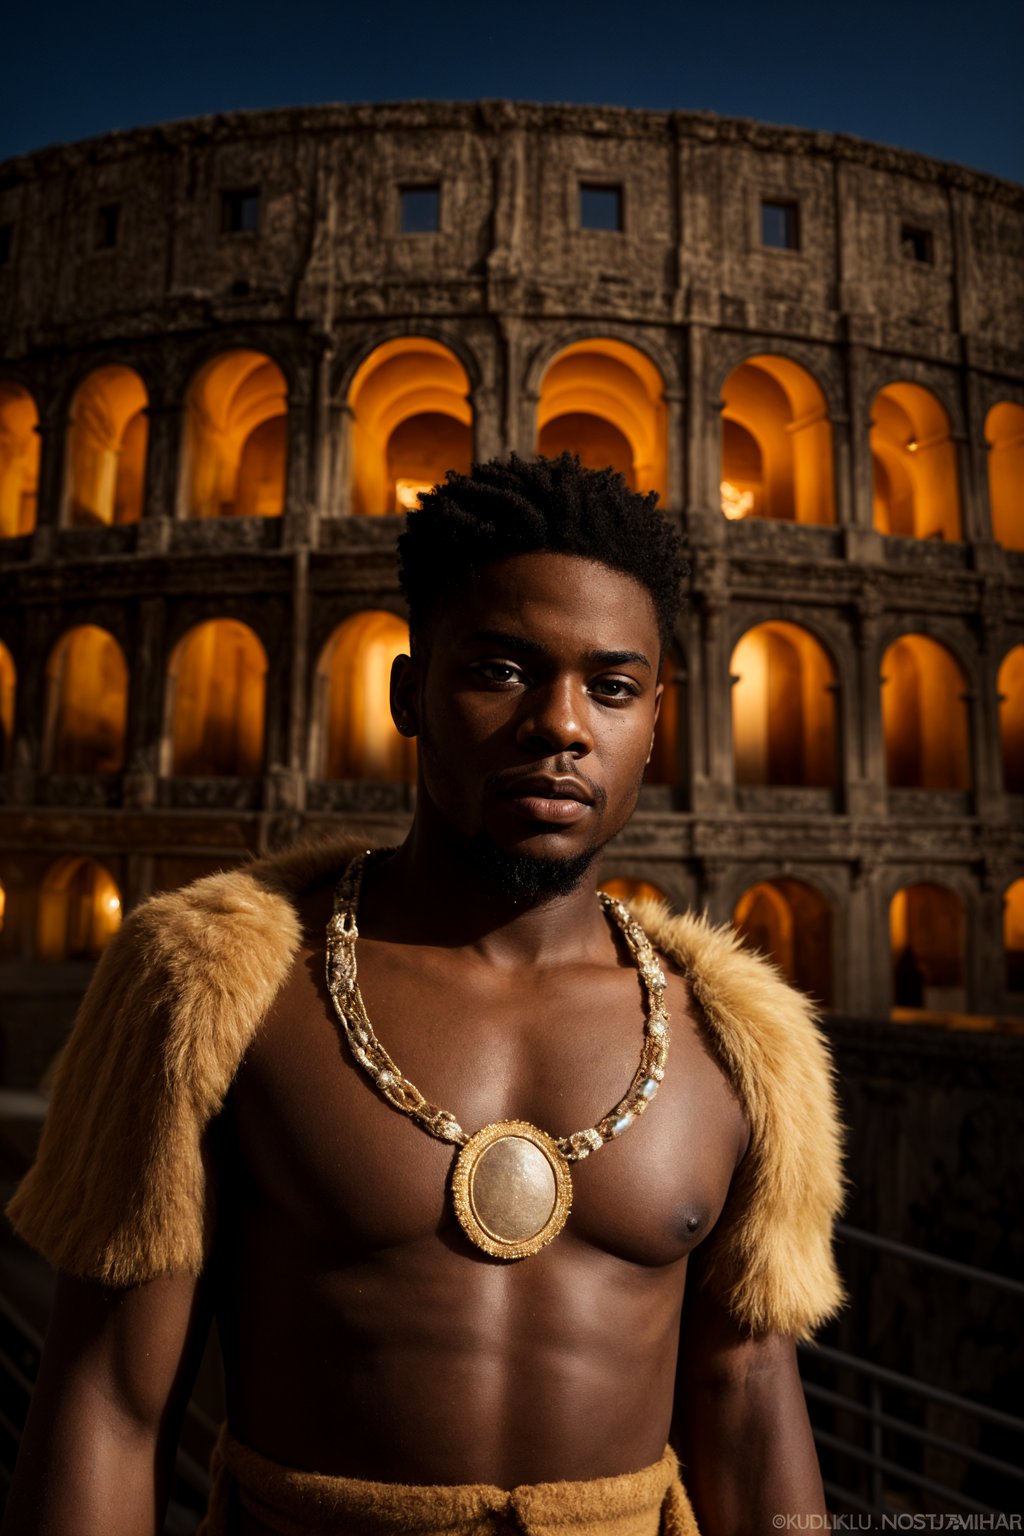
4, 454, 843, 1535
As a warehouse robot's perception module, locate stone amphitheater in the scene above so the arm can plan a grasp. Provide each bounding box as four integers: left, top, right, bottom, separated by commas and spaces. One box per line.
1, 100, 1022, 1078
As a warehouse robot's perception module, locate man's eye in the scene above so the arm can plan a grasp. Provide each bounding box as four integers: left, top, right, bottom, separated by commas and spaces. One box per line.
592, 678, 638, 700
475, 662, 523, 685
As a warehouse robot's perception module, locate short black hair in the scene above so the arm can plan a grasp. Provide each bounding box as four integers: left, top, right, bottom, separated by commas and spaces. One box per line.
397, 453, 687, 650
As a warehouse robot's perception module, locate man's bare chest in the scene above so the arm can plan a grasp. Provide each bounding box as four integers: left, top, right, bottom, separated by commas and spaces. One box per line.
225, 931, 747, 1271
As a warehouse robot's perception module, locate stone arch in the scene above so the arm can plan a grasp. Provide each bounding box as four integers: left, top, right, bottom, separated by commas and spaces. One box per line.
985, 401, 1024, 551
164, 619, 267, 776
534, 337, 668, 501
180, 350, 288, 520
62, 366, 149, 528
36, 855, 122, 961
311, 611, 415, 781
889, 881, 966, 1012
0, 380, 40, 538
997, 645, 1024, 795
729, 621, 838, 787
44, 626, 128, 774
733, 877, 834, 1004
870, 382, 961, 541
345, 337, 473, 516
880, 634, 970, 790
719, 354, 835, 525
1004, 879, 1024, 994
0, 640, 14, 770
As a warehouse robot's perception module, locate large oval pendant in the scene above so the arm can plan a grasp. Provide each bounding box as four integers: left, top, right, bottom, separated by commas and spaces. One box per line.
451, 1120, 573, 1260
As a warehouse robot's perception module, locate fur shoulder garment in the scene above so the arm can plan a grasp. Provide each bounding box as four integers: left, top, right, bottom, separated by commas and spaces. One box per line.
7, 836, 844, 1337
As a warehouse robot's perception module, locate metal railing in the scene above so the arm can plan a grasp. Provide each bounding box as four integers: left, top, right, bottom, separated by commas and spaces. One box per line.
800, 1222, 1024, 1516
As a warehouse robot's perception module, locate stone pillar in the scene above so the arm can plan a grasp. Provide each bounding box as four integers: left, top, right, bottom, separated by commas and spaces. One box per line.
29, 409, 64, 561
691, 581, 733, 815
847, 589, 888, 818
973, 868, 1007, 1017
663, 387, 685, 514
123, 597, 165, 810
843, 336, 885, 564
470, 380, 503, 463
281, 387, 311, 543
501, 316, 527, 458
972, 616, 1008, 822
136, 402, 182, 553
831, 410, 854, 529
847, 858, 887, 1016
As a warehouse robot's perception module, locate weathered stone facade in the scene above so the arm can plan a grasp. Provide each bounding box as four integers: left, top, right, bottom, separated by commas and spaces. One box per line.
0, 102, 1022, 1074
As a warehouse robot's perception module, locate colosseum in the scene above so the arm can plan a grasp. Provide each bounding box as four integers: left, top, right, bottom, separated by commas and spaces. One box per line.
0, 100, 1023, 1509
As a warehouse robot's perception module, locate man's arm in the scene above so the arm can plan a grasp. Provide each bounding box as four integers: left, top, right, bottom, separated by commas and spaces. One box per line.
2, 1268, 214, 1536
671, 1261, 826, 1536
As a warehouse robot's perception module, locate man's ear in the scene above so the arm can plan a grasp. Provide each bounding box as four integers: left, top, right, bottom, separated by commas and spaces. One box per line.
390, 653, 420, 737
645, 680, 664, 766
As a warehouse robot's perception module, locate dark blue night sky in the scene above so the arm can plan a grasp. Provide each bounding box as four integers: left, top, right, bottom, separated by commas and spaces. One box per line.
2, 0, 1021, 184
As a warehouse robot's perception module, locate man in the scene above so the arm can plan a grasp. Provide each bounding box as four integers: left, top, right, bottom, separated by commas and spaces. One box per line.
4, 454, 843, 1535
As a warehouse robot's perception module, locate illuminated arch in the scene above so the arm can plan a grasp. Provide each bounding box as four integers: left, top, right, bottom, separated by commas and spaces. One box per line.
730, 622, 837, 787
997, 646, 1024, 794
871, 383, 961, 541
0, 641, 14, 769
64, 366, 149, 527
347, 338, 472, 516
890, 883, 965, 1010
182, 351, 287, 519
536, 339, 667, 500
720, 356, 834, 525
733, 879, 833, 1004
166, 620, 267, 776
0, 382, 40, 537
986, 402, 1024, 551
314, 612, 415, 781
45, 626, 128, 774
37, 856, 122, 961
600, 876, 668, 906
881, 635, 970, 790
1005, 879, 1024, 993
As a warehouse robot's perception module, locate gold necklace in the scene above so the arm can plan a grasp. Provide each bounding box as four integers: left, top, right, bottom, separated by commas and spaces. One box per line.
326, 848, 671, 1261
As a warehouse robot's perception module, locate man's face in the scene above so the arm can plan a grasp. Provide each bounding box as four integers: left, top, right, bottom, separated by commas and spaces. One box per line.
392, 552, 663, 880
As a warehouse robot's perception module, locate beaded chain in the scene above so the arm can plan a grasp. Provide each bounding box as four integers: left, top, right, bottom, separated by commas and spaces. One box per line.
325, 848, 671, 1163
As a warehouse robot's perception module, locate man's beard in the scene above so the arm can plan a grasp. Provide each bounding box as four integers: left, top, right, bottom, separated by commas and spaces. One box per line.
462, 833, 600, 904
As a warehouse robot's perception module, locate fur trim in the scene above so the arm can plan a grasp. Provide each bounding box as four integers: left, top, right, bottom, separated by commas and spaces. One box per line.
8, 839, 843, 1337
631, 899, 845, 1340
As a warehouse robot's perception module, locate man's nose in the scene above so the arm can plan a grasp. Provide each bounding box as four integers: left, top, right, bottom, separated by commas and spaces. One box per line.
515, 678, 593, 757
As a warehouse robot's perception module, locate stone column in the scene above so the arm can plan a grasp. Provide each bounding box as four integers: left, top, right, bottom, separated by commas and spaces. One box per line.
663, 387, 685, 514
123, 597, 165, 810
843, 335, 884, 563
136, 402, 182, 554
847, 858, 887, 1016
847, 588, 888, 818
691, 581, 733, 815
28, 409, 64, 561
281, 387, 312, 545
831, 410, 853, 529
972, 868, 1007, 1017
470, 380, 503, 463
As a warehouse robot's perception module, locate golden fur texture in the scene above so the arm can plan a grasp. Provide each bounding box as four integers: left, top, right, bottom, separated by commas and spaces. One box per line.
632, 899, 845, 1341
8, 834, 843, 1336
200, 1427, 697, 1536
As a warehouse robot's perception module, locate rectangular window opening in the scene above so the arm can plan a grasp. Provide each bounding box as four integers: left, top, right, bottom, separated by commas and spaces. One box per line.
0, 224, 12, 266
220, 187, 261, 235
900, 224, 934, 264
579, 182, 623, 232
95, 203, 121, 250
761, 199, 799, 250
400, 184, 441, 234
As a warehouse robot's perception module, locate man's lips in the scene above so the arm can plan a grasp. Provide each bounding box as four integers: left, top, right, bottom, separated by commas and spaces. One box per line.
497, 775, 595, 825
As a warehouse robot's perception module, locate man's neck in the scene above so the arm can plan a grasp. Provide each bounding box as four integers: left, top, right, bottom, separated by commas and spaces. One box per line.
356, 813, 614, 968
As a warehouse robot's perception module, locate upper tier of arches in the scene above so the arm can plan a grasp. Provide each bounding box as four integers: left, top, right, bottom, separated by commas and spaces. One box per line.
1, 339, 1019, 547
